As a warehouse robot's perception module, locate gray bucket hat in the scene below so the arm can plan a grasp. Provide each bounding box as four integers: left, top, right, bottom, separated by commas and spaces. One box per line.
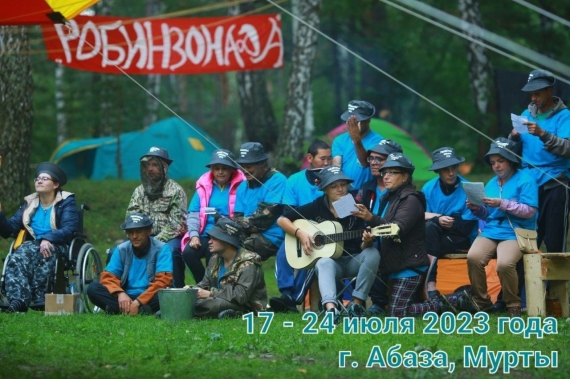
484, 137, 520, 165
236, 142, 269, 165
36, 162, 68, 186
521, 69, 556, 92
206, 149, 238, 169
429, 147, 465, 171
207, 218, 242, 249
340, 100, 376, 122
121, 213, 154, 230
381, 153, 415, 174
317, 166, 354, 190
140, 147, 173, 165
367, 139, 403, 156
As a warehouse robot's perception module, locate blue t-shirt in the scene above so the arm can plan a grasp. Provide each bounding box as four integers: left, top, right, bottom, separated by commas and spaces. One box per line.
479, 170, 539, 240
106, 243, 172, 297
520, 107, 570, 186
372, 186, 387, 215
282, 169, 323, 207
189, 186, 231, 237
31, 206, 52, 239
332, 130, 383, 189
234, 172, 287, 247
422, 175, 478, 241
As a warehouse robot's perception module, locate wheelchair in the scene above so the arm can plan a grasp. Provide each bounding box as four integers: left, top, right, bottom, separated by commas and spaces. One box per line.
0, 204, 104, 313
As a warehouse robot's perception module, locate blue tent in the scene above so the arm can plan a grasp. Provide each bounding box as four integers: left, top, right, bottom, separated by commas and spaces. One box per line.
51, 118, 219, 180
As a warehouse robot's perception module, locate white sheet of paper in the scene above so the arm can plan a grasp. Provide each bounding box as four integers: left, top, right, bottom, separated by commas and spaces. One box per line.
332, 194, 359, 219
510, 113, 529, 134
462, 182, 486, 206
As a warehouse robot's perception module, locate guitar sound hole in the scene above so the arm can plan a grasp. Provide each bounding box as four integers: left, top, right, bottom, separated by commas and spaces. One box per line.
313, 234, 324, 247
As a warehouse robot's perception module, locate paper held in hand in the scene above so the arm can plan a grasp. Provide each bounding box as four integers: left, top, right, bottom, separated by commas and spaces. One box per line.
332, 194, 359, 218
462, 182, 486, 206
510, 113, 529, 134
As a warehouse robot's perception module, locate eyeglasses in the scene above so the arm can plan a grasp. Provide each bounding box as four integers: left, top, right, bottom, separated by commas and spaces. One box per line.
34, 177, 53, 183
367, 156, 387, 164
381, 171, 403, 177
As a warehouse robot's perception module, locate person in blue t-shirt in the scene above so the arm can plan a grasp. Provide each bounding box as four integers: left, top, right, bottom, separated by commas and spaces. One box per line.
510, 69, 570, 254
466, 138, 538, 317
354, 139, 403, 315
270, 140, 332, 313
422, 147, 478, 300
87, 213, 173, 315
332, 100, 383, 189
233, 142, 287, 260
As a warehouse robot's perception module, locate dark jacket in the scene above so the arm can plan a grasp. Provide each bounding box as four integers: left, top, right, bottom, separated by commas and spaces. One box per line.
0, 191, 79, 245
369, 183, 430, 274
355, 179, 381, 213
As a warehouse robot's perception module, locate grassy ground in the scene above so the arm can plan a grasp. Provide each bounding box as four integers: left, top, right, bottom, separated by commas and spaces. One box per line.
2, 176, 570, 378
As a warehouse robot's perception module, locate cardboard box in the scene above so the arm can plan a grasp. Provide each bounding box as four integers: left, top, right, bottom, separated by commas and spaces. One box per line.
45, 294, 82, 315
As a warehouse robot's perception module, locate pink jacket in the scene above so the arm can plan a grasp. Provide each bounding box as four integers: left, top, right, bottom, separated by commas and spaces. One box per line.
181, 169, 245, 250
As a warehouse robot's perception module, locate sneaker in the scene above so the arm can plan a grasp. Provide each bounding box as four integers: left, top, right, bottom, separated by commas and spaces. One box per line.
347, 301, 367, 317
326, 307, 341, 325
492, 301, 507, 313
269, 295, 299, 313
507, 306, 522, 317
6, 300, 28, 313
439, 295, 458, 314
456, 290, 480, 314
217, 309, 243, 319
155, 310, 162, 319
427, 290, 441, 300
367, 303, 386, 316
139, 305, 153, 315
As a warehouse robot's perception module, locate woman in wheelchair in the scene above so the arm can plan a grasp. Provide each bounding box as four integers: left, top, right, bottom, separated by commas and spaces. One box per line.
0, 162, 79, 313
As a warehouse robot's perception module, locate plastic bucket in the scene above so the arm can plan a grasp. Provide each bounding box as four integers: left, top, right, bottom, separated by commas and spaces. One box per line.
158, 288, 198, 322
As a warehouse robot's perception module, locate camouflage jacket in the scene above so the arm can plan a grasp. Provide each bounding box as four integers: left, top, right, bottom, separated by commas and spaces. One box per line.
197, 249, 267, 311
126, 179, 187, 242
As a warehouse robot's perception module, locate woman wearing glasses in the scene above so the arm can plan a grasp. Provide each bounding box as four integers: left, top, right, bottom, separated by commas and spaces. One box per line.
0, 162, 78, 313
357, 153, 478, 317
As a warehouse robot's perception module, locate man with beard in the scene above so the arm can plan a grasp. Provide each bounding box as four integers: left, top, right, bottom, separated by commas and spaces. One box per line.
190, 218, 267, 319
87, 213, 172, 315
332, 100, 383, 189
232, 142, 287, 260
126, 147, 187, 287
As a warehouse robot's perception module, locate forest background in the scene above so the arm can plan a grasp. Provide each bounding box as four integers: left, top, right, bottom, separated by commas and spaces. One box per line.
2, 0, 570, 213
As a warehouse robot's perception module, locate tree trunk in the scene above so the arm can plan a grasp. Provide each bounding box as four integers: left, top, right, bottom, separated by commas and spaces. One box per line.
229, 2, 278, 152
93, 0, 114, 137
0, 26, 34, 208
274, 0, 322, 175
55, 63, 66, 145
143, 0, 164, 128
458, 0, 496, 158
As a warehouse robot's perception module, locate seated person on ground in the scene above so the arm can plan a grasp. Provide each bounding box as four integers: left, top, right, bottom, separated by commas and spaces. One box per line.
126, 147, 187, 287
422, 147, 478, 299
0, 162, 78, 313
87, 213, 173, 315
277, 166, 380, 324
232, 142, 286, 260
190, 218, 267, 319
179, 149, 245, 284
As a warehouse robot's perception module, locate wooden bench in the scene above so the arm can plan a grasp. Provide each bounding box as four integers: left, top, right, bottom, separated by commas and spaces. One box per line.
523, 253, 570, 317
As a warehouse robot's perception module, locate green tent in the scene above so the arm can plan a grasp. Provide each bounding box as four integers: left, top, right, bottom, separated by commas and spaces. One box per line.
51, 117, 219, 180
327, 118, 437, 183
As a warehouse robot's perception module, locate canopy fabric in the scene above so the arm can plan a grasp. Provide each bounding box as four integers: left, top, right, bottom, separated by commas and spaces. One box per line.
326, 118, 437, 183
1, 0, 99, 25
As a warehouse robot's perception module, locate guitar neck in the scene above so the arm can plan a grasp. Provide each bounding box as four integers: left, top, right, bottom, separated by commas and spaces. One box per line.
325, 229, 366, 243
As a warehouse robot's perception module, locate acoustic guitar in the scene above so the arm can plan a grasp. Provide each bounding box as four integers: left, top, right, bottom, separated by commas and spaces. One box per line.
285, 219, 400, 269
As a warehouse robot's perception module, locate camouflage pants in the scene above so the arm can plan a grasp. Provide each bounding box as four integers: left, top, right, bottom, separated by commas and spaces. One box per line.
4, 240, 67, 305
242, 233, 278, 261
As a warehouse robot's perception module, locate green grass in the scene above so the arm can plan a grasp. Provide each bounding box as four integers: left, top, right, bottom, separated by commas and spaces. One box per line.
3, 176, 570, 378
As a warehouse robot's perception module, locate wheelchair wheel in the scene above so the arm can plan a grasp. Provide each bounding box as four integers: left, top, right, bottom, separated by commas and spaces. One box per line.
75, 243, 103, 313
